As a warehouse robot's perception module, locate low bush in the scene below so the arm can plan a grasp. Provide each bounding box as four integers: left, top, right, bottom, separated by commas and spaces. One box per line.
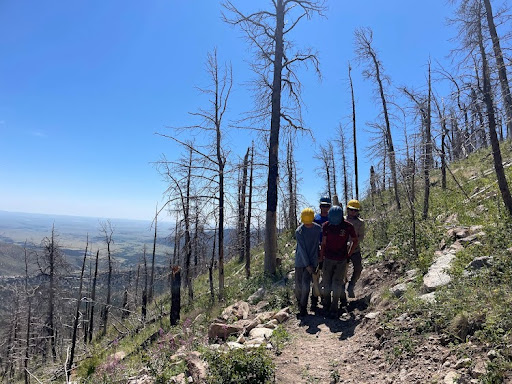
204, 346, 275, 384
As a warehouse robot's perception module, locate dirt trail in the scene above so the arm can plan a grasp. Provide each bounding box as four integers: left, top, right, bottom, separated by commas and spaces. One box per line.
273, 262, 456, 384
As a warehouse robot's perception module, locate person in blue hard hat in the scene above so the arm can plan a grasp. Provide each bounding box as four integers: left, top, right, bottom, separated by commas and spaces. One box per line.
314, 196, 332, 227
310, 196, 331, 311
319, 205, 358, 318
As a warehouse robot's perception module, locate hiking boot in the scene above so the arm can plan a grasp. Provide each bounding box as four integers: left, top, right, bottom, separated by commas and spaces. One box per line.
310, 296, 318, 311
347, 283, 355, 299
327, 309, 339, 319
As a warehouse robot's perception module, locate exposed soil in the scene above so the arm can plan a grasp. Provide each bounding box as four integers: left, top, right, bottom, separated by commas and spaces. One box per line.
273, 260, 480, 384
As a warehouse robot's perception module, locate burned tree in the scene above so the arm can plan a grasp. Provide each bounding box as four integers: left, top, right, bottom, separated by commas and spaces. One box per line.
99, 220, 114, 336
355, 27, 401, 210
315, 143, 335, 200
37, 225, 69, 361
402, 61, 433, 220
157, 49, 232, 300
66, 236, 89, 380
223, 0, 326, 275
348, 62, 360, 199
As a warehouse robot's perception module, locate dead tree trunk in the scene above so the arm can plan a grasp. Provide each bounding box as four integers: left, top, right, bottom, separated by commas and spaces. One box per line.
246, 144, 254, 279
149, 205, 158, 303
433, 95, 448, 190
423, 62, 432, 220
370, 165, 376, 208
238, 149, 249, 261
477, 7, 512, 217
67, 237, 88, 380
483, 0, 512, 139
355, 27, 400, 210
172, 216, 180, 267
170, 266, 181, 326
286, 138, 297, 231
23, 244, 33, 384
209, 226, 217, 303
338, 124, 349, 208
263, 0, 285, 276
100, 220, 114, 337
223, 0, 324, 276
141, 245, 148, 322
88, 250, 99, 343
349, 62, 359, 199
184, 149, 193, 304
121, 289, 129, 320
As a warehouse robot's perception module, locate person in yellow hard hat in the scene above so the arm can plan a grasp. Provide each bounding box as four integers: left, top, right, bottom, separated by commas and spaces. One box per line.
294, 208, 322, 317
345, 199, 365, 299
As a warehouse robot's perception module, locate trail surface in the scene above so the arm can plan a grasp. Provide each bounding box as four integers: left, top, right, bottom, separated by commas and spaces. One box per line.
274, 262, 457, 384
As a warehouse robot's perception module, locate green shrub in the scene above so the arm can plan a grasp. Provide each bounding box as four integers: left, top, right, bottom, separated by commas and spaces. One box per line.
204, 346, 275, 384
270, 325, 291, 355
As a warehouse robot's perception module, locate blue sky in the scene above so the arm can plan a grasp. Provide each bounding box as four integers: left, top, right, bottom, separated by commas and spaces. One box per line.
0, 1, 458, 221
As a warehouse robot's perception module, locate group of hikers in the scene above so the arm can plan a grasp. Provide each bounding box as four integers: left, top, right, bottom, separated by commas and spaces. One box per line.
294, 196, 365, 319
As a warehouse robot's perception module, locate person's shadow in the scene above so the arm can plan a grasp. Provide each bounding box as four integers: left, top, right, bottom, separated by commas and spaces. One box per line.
299, 296, 369, 340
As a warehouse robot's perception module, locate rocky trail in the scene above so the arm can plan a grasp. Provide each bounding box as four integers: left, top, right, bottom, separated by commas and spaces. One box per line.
273, 225, 510, 384
124, 225, 509, 384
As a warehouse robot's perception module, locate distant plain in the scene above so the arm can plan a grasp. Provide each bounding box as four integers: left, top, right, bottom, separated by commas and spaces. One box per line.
0, 210, 174, 276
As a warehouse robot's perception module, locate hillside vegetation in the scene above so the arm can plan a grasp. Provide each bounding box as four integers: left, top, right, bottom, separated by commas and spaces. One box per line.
3, 144, 512, 383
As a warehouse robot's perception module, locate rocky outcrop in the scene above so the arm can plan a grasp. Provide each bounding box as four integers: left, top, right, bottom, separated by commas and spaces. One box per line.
422, 226, 485, 293
208, 300, 291, 347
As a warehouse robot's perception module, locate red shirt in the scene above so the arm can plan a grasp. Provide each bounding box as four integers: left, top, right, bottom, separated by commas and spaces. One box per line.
322, 221, 358, 260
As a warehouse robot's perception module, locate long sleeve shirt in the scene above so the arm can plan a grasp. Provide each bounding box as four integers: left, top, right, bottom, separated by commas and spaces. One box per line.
295, 223, 322, 268
345, 216, 365, 253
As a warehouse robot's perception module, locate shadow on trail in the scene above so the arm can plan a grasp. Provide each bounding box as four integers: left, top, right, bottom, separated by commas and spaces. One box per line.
298, 296, 370, 340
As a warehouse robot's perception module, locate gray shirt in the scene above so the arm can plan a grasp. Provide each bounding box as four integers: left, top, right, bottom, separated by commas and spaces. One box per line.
295, 223, 322, 268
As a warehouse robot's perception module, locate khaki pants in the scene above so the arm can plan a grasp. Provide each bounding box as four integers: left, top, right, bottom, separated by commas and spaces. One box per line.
321, 258, 348, 313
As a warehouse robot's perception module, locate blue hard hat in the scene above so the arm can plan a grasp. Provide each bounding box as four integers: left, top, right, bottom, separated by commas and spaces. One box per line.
319, 196, 332, 206
328, 205, 344, 225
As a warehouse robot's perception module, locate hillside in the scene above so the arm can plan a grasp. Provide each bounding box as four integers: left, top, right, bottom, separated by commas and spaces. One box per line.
3, 145, 512, 383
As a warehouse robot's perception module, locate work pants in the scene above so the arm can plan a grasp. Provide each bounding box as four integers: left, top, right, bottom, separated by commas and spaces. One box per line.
295, 267, 312, 310
321, 258, 348, 313
347, 251, 362, 286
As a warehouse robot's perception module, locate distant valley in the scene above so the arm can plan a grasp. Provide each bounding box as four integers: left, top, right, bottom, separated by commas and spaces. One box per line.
0, 210, 175, 276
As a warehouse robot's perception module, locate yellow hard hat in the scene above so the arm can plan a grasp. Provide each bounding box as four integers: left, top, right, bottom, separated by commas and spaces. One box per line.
347, 199, 361, 210
301, 208, 315, 224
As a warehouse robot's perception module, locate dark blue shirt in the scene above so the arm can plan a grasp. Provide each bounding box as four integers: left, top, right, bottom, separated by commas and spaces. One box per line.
314, 213, 329, 242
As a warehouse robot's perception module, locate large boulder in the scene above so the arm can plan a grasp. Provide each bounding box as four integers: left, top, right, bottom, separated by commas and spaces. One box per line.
248, 327, 274, 340
272, 307, 291, 323
423, 250, 456, 292
220, 301, 250, 321
247, 288, 266, 304
186, 351, 208, 384
208, 322, 244, 341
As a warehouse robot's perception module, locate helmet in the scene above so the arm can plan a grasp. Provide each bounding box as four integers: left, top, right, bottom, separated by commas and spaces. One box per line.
300, 208, 315, 224
319, 196, 332, 207
347, 199, 361, 210
328, 206, 344, 225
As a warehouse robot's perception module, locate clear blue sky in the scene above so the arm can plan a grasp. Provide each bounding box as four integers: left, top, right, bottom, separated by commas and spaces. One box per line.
0, 1, 457, 221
